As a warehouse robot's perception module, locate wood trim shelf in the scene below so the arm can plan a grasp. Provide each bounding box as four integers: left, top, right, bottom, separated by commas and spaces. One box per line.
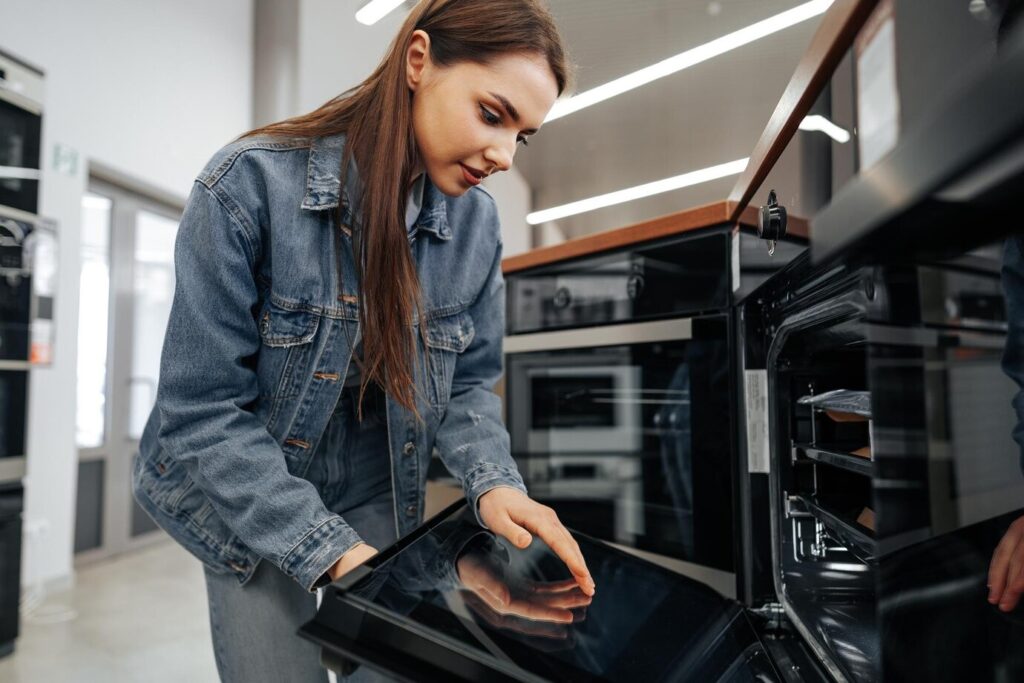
502, 200, 808, 274
726, 0, 879, 223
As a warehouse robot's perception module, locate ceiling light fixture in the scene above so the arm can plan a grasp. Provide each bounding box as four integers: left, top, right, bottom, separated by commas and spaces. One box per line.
356, 0, 407, 26
799, 115, 851, 143
526, 158, 749, 225
544, 0, 834, 122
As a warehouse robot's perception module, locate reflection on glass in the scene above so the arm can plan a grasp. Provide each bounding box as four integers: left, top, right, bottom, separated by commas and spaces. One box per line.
507, 330, 732, 571
128, 210, 178, 440
330, 505, 774, 682
76, 192, 112, 449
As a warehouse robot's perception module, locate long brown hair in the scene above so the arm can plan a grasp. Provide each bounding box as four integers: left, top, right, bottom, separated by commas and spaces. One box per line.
240, 0, 569, 419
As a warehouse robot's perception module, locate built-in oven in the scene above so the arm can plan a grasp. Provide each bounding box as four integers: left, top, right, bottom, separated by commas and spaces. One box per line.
0, 202, 35, 485
504, 316, 734, 575
0, 50, 42, 216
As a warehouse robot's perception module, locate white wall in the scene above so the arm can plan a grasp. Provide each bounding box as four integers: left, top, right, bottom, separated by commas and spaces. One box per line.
0, 0, 253, 590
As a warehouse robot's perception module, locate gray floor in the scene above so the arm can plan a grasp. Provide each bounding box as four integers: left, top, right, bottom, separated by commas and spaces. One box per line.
0, 540, 220, 682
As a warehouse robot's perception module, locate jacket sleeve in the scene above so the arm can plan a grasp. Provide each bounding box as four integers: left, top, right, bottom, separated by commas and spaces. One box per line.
433, 237, 529, 528
155, 180, 362, 592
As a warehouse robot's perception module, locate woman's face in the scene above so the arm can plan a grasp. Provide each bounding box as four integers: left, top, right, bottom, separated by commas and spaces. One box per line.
406, 31, 560, 196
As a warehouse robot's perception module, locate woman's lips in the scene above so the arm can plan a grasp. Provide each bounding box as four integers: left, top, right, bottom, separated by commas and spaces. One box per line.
460, 163, 482, 186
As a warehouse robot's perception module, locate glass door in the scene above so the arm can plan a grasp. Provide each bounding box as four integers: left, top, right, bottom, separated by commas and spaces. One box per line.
504, 316, 735, 584
74, 177, 181, 563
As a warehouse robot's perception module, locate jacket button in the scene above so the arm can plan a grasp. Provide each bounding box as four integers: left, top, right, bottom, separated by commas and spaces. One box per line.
402, 441, 416, 456
405, 505, 416, 517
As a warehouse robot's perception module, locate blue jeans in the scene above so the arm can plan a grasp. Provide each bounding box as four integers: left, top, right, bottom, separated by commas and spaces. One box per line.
203, 384, 398, 682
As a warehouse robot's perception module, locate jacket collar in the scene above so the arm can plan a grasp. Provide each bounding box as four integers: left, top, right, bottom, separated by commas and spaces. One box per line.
301, 133, 451, 241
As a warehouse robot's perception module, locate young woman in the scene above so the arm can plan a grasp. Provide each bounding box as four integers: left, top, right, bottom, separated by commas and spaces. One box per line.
131, 0, 594, 680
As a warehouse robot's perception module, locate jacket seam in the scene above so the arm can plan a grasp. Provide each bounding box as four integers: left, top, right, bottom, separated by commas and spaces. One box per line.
197, 182, 260, 267
198, 138, 310, 187
281, 515, 341, 571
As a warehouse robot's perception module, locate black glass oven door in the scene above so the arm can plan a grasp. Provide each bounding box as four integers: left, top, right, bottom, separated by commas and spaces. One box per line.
504, 316, 734, 573
300, 501, 783, 683
0, 371, 27, 459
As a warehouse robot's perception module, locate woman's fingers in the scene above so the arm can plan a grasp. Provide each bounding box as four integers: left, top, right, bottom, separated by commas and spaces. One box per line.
990, 517, 1024, 606
510, 504, 595, 595
486, 509, 534, 549
999, 548, 1024, 612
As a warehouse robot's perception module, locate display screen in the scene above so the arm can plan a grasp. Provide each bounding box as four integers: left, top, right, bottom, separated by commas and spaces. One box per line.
318, 503, 779, 682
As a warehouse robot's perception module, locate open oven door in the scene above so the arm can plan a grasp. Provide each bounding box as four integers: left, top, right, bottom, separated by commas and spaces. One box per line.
298, 500, 821, 683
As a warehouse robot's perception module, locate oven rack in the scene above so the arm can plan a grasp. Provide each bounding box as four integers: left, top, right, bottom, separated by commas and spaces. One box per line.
796, 494, 876, 564
794, 443, 872, 477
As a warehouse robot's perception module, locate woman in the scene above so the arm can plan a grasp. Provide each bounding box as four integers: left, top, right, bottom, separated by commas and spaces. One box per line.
131, 0, 594, 680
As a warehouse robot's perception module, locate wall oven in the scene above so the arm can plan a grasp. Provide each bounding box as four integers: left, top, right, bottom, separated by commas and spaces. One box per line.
501, 226, 802, 582
0, 50, 43, 216
0, 197, 45, 486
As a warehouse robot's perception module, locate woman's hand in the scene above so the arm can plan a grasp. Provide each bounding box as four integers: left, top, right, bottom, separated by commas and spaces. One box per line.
328, 542, 379, 582
989, 515, 1024, 611
477, 487, 596, 596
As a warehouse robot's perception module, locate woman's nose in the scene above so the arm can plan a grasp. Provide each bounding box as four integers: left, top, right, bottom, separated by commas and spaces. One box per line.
484, 142, 514, 173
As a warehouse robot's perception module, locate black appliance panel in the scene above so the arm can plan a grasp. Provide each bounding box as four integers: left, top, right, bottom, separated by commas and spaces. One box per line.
505, 318, 734, 571
506, 229, 731, 335
0, 94, 41, 216
0, 211, 33, 362
0, 484, 23, 656
301, 502, 791, 683
0, 372, 26, 460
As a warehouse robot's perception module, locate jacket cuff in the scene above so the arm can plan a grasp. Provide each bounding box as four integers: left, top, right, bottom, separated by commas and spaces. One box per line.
281, 515, 364, 593
461, 463, 528, 529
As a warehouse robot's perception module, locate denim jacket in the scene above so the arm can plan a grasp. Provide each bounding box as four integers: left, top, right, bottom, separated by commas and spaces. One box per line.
131, 133, 527, 593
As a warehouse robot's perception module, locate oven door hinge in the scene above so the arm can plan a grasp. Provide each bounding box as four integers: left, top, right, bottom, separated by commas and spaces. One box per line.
750, 601, 787, 626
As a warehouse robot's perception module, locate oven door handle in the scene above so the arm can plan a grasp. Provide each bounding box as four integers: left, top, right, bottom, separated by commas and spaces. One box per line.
504, 317, 694, 354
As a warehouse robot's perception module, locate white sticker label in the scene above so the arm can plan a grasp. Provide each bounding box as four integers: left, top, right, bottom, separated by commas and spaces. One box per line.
744, 369, 770, 474
731, 232, 741, 292
856, 7, 900, 171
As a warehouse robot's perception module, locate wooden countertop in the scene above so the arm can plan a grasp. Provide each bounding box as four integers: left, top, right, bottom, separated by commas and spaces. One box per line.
502, 200, 808, 275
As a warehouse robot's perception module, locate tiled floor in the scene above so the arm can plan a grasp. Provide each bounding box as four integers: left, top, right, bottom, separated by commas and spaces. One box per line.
0, 540, 219, 682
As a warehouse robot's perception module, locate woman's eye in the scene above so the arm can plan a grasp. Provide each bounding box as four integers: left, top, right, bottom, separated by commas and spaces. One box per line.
517, 136, 529, 147
479, 105, 501, 125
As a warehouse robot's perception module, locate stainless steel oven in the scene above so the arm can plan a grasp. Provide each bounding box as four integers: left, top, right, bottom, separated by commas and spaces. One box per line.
0, 50, 42, 216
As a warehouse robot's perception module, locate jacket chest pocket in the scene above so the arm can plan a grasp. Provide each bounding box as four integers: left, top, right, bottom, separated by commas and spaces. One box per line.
423, 311, 475, 411
256, 300, 320, 400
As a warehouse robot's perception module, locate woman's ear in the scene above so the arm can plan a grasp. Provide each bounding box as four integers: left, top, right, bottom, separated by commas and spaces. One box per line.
406, 29, 432, 92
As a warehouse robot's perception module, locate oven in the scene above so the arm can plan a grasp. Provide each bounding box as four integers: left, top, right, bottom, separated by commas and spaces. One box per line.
502, 228, 757, 578
0, 50, 43, 216
0, 201, 39, 488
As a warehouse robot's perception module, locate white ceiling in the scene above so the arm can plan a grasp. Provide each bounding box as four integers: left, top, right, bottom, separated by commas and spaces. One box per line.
514, 0, 826, 240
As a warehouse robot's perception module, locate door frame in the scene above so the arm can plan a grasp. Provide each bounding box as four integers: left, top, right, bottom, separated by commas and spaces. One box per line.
74, 173, 184, 566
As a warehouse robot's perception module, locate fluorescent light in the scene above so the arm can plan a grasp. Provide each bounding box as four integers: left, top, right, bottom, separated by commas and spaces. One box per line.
526, 158, 749, 225
356, 0, 406, 26
799, 114, 851, 143
545, 0, 834, 122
